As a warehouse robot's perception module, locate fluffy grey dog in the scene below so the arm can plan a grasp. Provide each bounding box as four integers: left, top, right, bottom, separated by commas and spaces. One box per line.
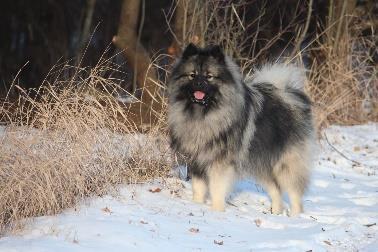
168, 44, 314, 216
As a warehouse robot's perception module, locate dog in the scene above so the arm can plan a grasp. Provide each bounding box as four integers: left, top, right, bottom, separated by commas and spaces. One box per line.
167, 43, 315, 216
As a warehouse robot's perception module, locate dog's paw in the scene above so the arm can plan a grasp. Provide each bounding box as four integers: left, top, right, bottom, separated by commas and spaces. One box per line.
211, 201, 225, 211
271, 202, 283, 215
192, 195, 205, 204
289, 205, 303, 216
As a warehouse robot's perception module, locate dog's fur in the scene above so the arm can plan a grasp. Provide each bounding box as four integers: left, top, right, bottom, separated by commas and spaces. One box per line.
167, 44, 315, 215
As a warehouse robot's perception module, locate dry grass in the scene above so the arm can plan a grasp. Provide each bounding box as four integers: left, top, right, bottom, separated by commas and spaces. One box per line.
0, 58, 171, 235
307, 15, 377, 128
168, 0, 377, 128
0, 0, 377, 237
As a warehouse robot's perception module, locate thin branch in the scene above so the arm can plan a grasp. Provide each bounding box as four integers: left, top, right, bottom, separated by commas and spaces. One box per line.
323, 131, 362, 166
134, 0, 146, 92
78, 0, 97, 58
290, 0, 313, 59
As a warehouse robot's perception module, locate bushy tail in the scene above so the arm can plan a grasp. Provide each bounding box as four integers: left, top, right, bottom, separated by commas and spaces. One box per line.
248, 64, 307, 90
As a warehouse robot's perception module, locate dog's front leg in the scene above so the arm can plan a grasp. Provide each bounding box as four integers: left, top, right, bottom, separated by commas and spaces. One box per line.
192, 176, 207, 203
208, 163, 235, 211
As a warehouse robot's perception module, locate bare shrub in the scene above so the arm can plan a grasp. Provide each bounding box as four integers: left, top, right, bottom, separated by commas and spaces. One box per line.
307, 9, 377, 128
167, 0, 377, 128
0, 0, 376, 236
0, 57, 170, 234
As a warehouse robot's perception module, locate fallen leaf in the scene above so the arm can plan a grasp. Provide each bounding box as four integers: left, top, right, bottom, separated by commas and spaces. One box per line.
254, 219, 262, 227
189, 228, 199, 233
323, 240, 332, 246
214, 240, 223, 245
149, 188, 162, 193
101, 207, 112, 214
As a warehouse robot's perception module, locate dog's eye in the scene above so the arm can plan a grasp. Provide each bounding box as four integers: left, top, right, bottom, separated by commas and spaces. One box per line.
206, 74, 214, 81
188, 72, 196, 80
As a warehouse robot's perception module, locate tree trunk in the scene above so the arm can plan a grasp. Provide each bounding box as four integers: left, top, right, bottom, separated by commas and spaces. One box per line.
113, 0, 163, 129
78, 0, 96, 58
168, 0, 205, 56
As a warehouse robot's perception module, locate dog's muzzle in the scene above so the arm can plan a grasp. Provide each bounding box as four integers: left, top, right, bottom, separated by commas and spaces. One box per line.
190, 76, 209, 105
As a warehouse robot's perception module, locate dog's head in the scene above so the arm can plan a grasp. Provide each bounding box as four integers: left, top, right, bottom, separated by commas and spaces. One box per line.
168, 44, 243, 115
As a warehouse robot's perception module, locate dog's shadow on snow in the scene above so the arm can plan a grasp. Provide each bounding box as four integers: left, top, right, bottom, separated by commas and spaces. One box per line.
230, 179, 267, 201
228, 180, 290, 210
233, 179, 263, 194
173, 166, 289, 209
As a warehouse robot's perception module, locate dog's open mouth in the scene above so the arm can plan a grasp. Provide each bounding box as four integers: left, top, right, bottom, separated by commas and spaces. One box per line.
192, 90, 207, 104
194, 90, 205, 100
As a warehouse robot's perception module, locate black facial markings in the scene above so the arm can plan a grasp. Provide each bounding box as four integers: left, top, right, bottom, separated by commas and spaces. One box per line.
174, 79, 221, 115
173, 73, 189, 81
170, 46, 238, 117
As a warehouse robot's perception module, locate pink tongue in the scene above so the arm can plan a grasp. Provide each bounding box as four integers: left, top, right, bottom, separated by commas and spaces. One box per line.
194, 91, 205, 100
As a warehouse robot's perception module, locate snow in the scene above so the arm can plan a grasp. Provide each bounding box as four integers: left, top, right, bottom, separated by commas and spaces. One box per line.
0, 123, 377, 252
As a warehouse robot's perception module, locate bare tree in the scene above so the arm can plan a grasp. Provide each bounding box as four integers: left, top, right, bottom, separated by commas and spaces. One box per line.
77, 0, 97, 58
326, 0, 357, 51
113, 0, 162, 128
168, 0, 205, 56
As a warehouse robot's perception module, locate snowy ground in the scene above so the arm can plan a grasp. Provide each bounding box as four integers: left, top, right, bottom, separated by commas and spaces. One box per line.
0, 124, 377, 252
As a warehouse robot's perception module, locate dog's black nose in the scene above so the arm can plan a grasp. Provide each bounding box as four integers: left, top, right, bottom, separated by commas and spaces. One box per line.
194, 75, 207, 86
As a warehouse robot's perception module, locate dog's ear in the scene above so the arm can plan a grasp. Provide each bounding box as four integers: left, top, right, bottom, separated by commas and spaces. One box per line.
208, 45, 225, 62
182, 43, 198, 59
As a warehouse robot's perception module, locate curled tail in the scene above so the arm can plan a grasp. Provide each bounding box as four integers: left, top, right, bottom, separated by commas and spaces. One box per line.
248, 64, 307, 90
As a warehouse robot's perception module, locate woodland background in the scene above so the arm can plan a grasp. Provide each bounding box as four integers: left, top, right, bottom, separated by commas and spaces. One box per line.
1, 0, 376, 127
0, 0, 377, 234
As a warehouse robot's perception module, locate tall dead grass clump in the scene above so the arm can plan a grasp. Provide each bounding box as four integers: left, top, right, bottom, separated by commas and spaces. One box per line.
0, 57, 170, 234
169, 0, 377, 129
168, 0, 308, 69
307, 6, 377, 128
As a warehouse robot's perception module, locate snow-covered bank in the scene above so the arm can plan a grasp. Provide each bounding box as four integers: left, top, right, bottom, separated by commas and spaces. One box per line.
0, 124, 377, 252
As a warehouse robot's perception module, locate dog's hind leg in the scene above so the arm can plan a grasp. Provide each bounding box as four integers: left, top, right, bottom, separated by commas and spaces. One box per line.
261, 178, 283, 214
274, 147, 310, 216
287, 185, 304, 216
208, 163, 235, 211
192, 176, 207, 204
284, 165, 308, 216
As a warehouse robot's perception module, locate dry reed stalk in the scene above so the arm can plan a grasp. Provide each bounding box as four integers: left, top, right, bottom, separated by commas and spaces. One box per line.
1, 0, 377, 236
166, 0, 377, 128
0, 57, 171, 235
307, 9, 377, 128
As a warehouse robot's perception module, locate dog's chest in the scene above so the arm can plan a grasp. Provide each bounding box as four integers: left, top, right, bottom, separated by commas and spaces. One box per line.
173, 120, 215, 152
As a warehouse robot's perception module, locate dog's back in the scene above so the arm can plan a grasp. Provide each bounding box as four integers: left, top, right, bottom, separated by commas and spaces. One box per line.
244, 64, 315, 215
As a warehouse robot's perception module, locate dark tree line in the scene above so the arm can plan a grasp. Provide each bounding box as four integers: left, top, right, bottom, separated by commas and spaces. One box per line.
0, 0, 376, 98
